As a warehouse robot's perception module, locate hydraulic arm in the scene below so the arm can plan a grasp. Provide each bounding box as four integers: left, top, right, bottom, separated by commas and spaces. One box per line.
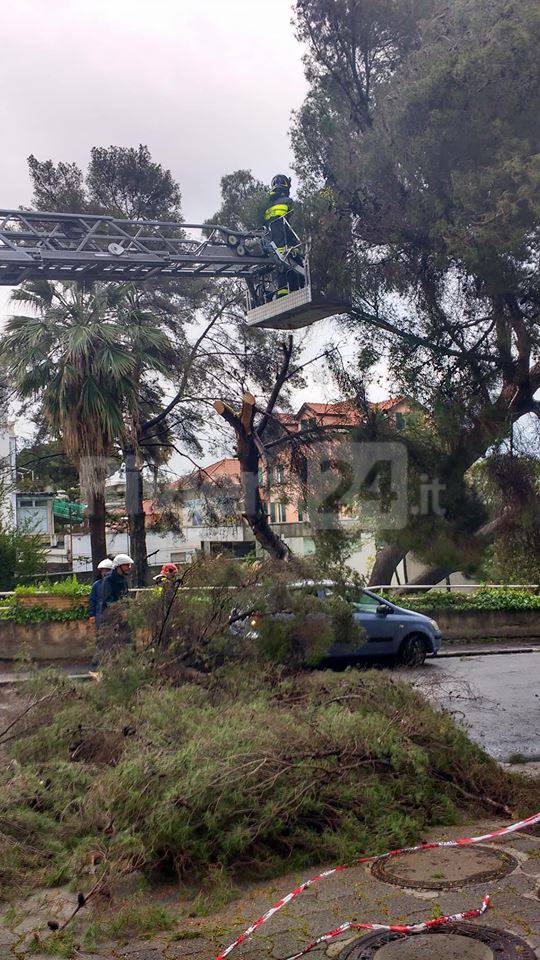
0, 208, 348, 329
0, 209, 278, 284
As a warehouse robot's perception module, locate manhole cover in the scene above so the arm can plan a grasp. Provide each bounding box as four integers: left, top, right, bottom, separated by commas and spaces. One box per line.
371, 844, 518, 890
339, 923, 537, 959
370, 933, 491, 959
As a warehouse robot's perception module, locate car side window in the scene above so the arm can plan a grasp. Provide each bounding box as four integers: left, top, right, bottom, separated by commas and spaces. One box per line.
352, 593, 381, 614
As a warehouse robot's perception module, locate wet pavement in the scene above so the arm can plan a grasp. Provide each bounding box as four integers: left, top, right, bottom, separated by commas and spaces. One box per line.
2, 817, 539, 959
399, 651, 540, 762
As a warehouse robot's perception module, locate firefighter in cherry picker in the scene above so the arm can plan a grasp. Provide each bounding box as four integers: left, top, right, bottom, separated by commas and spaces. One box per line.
263, 174, 301, 298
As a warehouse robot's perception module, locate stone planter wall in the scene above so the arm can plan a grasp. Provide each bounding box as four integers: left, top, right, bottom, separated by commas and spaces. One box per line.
16, 595, 85, 611
0, 620, 95, 661
429, 607, 540, 641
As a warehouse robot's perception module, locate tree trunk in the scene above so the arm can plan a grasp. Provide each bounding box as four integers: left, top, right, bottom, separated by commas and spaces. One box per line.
368, 543, 406, 587
88, 489, 107, 576
405, 564, 451, 589
406, 512, 514, 587
125, 447, 149, 587
241, 469, 291, 561
214, 394, 292, 562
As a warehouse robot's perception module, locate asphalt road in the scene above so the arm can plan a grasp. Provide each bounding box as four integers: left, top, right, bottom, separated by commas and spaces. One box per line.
399, 650, 540, 763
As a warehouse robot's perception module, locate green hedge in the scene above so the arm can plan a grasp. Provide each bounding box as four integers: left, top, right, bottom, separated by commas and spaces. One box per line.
2, 583, 539, 625
14, 576, 91, 597
0, 577, 91, 622
382, 587, 540, 612
1, 603, 88, 624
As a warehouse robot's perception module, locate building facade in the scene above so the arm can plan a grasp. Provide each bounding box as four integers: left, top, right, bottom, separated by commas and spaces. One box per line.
0, 420, 17, 526
67, 397, 423, 583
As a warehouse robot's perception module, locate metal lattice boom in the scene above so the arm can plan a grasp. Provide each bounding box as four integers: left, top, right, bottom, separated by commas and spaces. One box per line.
0, 209, 279, 285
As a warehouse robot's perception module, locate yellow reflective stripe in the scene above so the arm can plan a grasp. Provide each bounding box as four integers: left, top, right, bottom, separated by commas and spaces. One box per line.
264, 204, 289, 219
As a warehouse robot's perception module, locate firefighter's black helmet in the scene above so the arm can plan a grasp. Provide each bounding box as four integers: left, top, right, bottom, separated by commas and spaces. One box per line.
271, 174, 291, 191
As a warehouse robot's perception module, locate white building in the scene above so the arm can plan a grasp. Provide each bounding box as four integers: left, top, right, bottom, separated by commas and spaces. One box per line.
0, 420, 17, 526
70, 529, 198, 573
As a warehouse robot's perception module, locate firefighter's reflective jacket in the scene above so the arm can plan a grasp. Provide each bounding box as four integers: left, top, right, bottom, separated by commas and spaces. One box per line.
264, 189, 294, 223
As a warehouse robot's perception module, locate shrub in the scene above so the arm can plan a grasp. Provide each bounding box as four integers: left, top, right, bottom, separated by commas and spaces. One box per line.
2, 603, 88, 624
382, 587, 540, 611
0, 522, 46, 591
123, 555, 364, 673
0, 577, 91, 623
14, 577, 90, 597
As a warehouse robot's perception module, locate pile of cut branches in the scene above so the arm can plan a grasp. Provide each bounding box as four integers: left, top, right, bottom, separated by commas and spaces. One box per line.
1, 662, 536, 901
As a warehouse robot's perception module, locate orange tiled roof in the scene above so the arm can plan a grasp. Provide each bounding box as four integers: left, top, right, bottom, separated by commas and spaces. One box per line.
298, 401, 360, 423
173, 399, 406, 489
273, 411, 298, 424
177, 457, 242, 488
199, 457, 241, 479
299, 397, 403, 417
370, 397, 404, 411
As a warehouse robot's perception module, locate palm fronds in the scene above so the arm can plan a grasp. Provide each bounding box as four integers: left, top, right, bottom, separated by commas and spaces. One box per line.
0, 280, 179, 491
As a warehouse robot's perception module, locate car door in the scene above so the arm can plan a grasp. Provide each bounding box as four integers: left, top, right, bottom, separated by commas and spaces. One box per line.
351, 592, 401, 657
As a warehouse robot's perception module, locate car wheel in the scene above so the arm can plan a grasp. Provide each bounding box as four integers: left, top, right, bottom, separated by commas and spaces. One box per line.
399, 633, 427, 667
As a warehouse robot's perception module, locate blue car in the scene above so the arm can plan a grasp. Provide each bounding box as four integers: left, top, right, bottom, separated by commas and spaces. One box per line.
317, 586, 442, 666
231, 583, 442, 668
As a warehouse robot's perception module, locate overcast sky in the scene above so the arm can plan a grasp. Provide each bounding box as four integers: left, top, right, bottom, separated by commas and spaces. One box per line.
1, 0, 388, 457
1, 0, 306, 220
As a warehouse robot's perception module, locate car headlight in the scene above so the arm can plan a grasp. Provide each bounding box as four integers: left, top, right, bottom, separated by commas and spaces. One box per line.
429, 619, 440, 631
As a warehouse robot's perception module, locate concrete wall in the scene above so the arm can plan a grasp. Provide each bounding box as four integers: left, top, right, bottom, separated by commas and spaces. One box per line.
1, 607, 538, 661
431, 608, 540, 641
0, 620, 95, 661
0, 421, 17, 526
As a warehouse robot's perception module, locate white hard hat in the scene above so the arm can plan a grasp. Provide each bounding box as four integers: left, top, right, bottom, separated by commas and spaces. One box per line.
97, 558, 114, 570
112, 553, 134, 568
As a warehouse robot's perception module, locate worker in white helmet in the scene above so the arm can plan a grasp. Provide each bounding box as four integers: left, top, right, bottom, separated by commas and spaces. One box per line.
90, 554, 134, 676
101, 553, 134, 615
88, 557, 114, 626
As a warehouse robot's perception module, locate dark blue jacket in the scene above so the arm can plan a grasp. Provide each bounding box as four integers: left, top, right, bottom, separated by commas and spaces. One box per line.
88, 578, 104, 624
101, 568, 129, 614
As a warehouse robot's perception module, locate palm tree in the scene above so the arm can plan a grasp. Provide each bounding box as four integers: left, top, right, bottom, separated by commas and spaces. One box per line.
1, 280, 173, 573
114, 286, 178, 585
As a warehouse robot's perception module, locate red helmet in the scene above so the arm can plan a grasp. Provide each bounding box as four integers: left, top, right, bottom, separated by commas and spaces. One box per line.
160, 562, 178, 576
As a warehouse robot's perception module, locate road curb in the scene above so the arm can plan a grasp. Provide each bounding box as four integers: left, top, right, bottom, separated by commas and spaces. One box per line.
437, 646, 540, 658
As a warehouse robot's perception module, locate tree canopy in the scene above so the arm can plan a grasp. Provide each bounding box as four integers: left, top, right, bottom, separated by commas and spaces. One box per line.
293, 0, 540, 582
28, 144, 182, 220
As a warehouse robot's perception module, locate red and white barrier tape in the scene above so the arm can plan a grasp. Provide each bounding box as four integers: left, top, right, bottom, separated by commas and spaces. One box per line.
284, 894, 491, 960
215, 811, 540, 960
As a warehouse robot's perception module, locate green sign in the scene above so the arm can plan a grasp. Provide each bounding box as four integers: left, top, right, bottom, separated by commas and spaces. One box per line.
52, 499, 85, 522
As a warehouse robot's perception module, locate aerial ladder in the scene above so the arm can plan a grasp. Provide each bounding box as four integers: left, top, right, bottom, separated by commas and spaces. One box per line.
0, 208, 349, 331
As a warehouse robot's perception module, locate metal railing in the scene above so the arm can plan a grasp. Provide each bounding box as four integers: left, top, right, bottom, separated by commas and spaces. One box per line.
2, 582, 538, 600
371, 583, 539, 592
